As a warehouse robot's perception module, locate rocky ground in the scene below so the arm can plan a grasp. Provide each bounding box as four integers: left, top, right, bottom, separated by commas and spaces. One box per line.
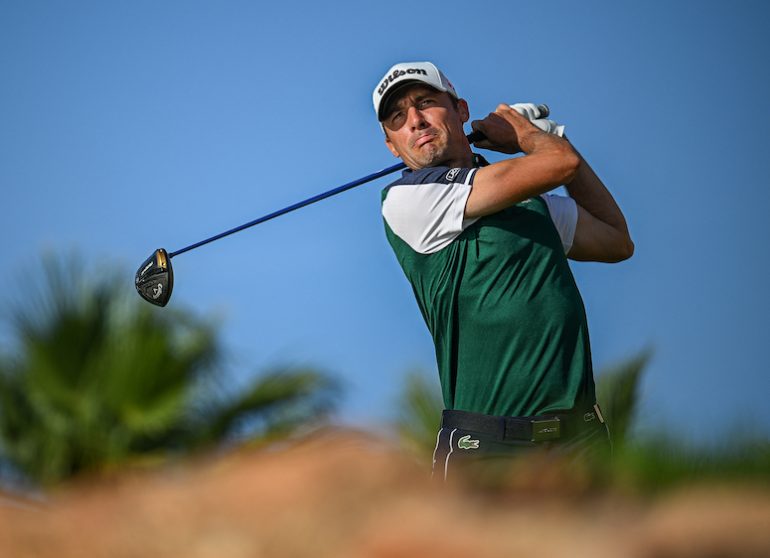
1, 428, 769, 558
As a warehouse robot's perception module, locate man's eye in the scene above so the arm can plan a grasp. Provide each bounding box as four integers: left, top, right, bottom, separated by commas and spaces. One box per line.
389, 112, 405, 127
419, 99, 435, 108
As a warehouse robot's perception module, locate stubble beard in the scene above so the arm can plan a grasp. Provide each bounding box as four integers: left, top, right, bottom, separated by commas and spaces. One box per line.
408, 129, 451, 169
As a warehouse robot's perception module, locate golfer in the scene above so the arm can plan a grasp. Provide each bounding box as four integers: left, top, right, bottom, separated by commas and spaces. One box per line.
374, 62, 634, 480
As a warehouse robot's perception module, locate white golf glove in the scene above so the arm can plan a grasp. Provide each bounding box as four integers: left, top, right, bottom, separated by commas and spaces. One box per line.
509, 102, 565, 137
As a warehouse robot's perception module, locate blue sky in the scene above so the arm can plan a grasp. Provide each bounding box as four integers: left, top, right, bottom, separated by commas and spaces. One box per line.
2, 1, 769, 443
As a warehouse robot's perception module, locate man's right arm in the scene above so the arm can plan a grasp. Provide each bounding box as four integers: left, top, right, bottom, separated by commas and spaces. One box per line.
465, 104, 579, 219
564, 148, 634, 262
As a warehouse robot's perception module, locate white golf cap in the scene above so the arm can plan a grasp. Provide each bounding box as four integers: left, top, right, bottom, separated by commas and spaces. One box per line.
373, 61, 459, 121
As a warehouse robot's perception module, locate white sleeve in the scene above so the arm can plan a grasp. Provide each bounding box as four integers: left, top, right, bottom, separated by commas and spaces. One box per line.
540, 194, 578, 253
382, 170, 479, 254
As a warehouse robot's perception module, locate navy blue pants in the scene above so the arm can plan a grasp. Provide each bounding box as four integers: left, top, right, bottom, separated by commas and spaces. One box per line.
431, 416, 611, 481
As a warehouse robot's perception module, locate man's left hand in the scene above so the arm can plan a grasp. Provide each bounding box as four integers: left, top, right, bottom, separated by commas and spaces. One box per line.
510, 103, 565, 137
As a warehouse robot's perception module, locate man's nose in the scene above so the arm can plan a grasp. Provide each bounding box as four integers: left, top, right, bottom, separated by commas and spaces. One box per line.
406, 106, 428, 130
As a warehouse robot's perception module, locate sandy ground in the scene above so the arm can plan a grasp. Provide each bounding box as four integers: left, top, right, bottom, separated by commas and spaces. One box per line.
1, 428, 768, 558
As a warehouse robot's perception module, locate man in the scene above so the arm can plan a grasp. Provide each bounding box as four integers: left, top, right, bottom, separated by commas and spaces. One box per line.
373, 62, 634, 480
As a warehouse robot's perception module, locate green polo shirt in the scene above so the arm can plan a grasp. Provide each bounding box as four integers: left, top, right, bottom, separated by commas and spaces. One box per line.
382, 164, 596, 417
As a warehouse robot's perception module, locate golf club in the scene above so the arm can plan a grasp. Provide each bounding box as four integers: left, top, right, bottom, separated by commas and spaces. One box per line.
135, 104, 550, 306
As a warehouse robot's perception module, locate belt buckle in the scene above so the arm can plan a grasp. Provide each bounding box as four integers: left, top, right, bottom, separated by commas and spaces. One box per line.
530, 418, 561, 441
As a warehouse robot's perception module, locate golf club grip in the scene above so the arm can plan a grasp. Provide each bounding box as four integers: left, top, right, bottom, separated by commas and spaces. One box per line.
466, 130, 485, 144
467, 103, 550, 144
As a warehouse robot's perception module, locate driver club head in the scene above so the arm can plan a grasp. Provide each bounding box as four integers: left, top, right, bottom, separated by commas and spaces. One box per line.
135, 248, 173, 307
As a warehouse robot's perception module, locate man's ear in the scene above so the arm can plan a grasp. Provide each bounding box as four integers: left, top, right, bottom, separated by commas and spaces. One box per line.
384, 133, 400, 158
458, 98, 470, 123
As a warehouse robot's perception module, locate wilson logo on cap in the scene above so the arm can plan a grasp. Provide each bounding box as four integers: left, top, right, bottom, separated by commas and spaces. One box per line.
373, 62, 459, 121
377, 68, 429, 96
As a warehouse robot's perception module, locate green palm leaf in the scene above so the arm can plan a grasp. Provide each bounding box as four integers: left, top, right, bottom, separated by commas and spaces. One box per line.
394, 370, 443, 460
0, 255, 340, 486
595, 348, 652, 448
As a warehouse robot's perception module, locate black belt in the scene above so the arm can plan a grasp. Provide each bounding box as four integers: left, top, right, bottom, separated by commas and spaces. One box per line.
441, 408, 602, 443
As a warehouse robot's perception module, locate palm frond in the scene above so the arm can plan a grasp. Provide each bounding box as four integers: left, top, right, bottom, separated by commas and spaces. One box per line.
393, 370, 443, 460
0, 255, 340, 487
595, 348, 653, 448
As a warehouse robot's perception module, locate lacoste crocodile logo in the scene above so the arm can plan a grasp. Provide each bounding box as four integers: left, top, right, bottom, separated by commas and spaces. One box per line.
457, 435, 480, 450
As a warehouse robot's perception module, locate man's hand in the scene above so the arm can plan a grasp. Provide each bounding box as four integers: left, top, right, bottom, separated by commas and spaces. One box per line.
465, 105, 579, 219
470, 104, 565, 153
470, 104, 545, 154
509, 102, 549, 121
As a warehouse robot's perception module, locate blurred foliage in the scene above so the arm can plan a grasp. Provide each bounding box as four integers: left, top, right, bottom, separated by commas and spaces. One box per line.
597, 350, 769, 491
594, 348, 651, 449
0, 255, 338, 487
612, 434, 770, 493
394, 370, 444, 458
394, 353, 770, 489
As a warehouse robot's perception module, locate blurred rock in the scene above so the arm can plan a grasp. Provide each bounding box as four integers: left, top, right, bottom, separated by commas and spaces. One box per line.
0, 428, 768, 558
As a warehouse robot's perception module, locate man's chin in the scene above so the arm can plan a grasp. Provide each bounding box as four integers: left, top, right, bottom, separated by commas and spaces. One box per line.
411, 146, 449, 169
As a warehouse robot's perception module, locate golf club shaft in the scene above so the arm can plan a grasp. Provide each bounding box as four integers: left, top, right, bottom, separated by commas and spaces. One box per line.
169, 161, 407, 258
169, 104, 550, 259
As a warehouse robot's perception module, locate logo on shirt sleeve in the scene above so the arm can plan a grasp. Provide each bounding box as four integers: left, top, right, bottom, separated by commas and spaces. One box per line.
445, 168, 461, 182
